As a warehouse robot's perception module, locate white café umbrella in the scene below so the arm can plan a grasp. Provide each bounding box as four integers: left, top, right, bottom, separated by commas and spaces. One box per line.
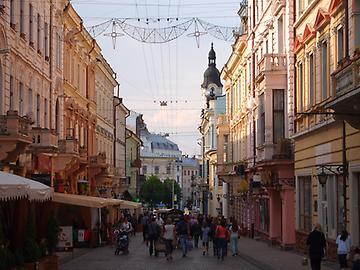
0, 171, 53, 202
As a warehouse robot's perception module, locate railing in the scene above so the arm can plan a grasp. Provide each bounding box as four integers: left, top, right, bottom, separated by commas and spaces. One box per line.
79, 147, 87, 159
332, 57, 360, 95
30, 128, 58, 147
257, 54, 287, 76
90, 152, 107, 166
58, 138, 79, 154
217, 163, 234, 176
0, 111, 31, 136
272, 138, 293, 159
131, 158, 142, 168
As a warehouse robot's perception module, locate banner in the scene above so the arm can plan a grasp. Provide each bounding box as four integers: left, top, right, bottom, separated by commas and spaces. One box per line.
57, 226, 73, 250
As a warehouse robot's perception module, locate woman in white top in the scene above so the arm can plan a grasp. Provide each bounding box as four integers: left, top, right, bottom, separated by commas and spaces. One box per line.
163, 218, 176, 261
336, 229, 352, 270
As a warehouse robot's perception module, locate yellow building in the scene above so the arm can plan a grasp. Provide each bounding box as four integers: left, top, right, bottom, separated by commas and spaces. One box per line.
293, 0, 360, 257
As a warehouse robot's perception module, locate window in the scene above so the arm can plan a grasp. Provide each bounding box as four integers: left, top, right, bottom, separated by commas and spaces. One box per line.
309, 54, 315, 106
298, 62, 304, 112
9, 75, 14, 110
298, 176, 312, 231
19, 82, 24, 116
321, 41, 328, 100
278, 16, 284, 53
20, 0, 25, 34
56, 34, 61, 68
10, 0, 15, 28
176, 175, 180, 183
223, 134, 229, 162
44, 98, 48, 128
260, 198, 270, 232
154, 166, 159, 175
166, 165, 171, 175
337, 27, 344, 63
36, 94, 40, 127
177, 166, 179, 172
28, 88, 33, 116
29, 4, 33, 45
273, 89, 284, 143
37, 14, 41, 52
44, 22, 49, 58
258, 93, 265, 145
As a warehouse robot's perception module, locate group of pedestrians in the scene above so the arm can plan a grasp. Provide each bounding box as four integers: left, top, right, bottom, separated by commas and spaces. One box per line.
140, 212, 241, 262
306, 223, 360, 270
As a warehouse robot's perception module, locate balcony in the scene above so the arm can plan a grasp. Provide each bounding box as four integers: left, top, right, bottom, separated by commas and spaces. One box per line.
0, 111, 32, 163
89, 152, 107, 168
272, 139, 293, 160
131, 158, 142, 168
79, 146, 88, 163
29, 128, 58, 152
328, 57, 360, 129
58, 137, 79, 155
217, 163, 234, 176
256, 54, 287, 81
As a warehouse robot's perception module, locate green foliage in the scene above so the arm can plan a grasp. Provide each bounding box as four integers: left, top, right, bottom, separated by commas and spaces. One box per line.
139, 176, 182, 208
46, 214, 60, 255
23, 210, 41, 263
140, 175, 164, 207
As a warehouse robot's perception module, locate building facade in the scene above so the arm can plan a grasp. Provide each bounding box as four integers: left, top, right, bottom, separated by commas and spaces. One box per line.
293, 0, 360, 258
125, 128, 142, 197
181, 156, 199, 210
199, 43, 227, 217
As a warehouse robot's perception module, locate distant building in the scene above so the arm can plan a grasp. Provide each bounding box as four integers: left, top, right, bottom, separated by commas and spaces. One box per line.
181, 156, 200, 210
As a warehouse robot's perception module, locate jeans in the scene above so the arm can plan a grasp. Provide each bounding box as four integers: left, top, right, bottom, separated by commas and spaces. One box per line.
179, 235, 188, 256
217, 238, 227, 259
165, 239, 173, 256
230, 236, 238, 255
338, 254, 347, 268
148, 236, 158, 256
194, 234, 200, 248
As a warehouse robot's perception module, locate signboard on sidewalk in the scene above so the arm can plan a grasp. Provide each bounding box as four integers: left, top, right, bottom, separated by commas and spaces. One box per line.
58, 226, 73, 251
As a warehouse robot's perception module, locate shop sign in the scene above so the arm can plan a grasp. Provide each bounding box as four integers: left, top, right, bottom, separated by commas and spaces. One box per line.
58, 226, 73, 250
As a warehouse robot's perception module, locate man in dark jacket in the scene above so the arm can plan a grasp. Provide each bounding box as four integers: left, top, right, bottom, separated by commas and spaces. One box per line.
147, 217, 161, 256
307, 223, 327, 270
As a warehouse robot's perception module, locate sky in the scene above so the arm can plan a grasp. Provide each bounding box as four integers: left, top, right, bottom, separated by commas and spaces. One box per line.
73, 0, 241, 155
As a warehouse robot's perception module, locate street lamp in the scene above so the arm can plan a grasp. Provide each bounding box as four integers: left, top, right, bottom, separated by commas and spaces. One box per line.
317, 168, 329, 187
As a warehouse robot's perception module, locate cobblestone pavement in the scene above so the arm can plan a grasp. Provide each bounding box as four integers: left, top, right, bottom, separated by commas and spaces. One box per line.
60, 235, 263, 270
60, 234, 338, 270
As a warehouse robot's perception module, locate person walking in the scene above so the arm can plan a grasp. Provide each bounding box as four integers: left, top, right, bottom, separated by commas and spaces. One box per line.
176, 215, 190, 257
163, 218, 176, 261
191, 219, 201, 248
147, 217, 161, 256
210, 217, 219, 257
215, 219, 228, 261
307, 223, 327, 270
201, 221, 211, 256
141, 213, 150, 243
229, 219, 240, 256
336, 229, 352, 270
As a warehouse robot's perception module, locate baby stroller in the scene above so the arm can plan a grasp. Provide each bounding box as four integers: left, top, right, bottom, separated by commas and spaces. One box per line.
114, 229, 129, 255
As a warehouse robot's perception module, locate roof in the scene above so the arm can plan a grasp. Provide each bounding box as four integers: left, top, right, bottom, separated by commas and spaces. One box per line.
201, 43, 223, 89
141, 129, 179, 151
182, 157, 199, 168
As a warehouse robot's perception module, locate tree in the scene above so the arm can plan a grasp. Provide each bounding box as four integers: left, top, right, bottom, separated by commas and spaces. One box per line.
139, 175, 164, 207
162, 178, 182, 208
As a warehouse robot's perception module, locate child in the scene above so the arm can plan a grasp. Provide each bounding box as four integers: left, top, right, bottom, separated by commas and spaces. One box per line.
201, 221, 210, 256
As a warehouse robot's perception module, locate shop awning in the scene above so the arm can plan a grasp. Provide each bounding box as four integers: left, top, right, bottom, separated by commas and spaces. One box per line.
0, 171, 53, 202
53, 193, 123, 208
119, 200, 142, 210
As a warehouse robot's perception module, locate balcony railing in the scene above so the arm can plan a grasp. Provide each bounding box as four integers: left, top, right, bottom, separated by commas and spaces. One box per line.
272, 138, 293, 160
257, 54, 287, 78
0, 111, 31, 136
217, 163, 234, 176
332, 57, 360, 96
90, 152, 107, 167
30, 128, 58, 148
131, 158, 142, 168
58, 137, 79, 155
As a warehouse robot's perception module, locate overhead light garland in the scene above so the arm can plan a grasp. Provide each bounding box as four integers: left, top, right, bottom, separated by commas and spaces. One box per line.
87, 17, 244, 48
